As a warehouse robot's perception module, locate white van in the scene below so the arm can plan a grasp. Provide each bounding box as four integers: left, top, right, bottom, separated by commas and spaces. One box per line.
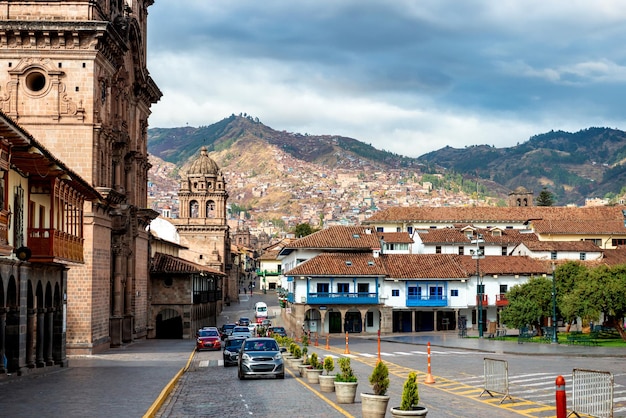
254, 301, 268, 319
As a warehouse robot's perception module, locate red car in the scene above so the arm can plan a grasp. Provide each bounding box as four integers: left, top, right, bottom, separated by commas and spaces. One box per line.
196, 328, 221, 351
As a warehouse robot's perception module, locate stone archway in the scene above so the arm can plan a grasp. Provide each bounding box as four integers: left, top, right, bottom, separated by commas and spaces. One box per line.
155, 307, 183, 339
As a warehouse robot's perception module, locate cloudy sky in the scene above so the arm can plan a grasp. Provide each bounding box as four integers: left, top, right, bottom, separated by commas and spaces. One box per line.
146, 0, 626, 158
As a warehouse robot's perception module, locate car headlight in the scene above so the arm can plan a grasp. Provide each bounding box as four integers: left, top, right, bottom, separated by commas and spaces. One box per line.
242, 353, 251, 361
273, 353, 282, 360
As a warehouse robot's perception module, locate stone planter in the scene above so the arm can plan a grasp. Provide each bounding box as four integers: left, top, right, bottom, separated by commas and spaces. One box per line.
298, 363, 311, 377
390, 406, 428, 417
289, 358, 303, 369
334, 381, 358, 404
361, 393, 390, 418
305, 368, 323, 384
318, 374, 336, 392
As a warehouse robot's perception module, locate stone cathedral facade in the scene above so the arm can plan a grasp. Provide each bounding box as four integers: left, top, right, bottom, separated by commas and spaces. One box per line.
0, 1, 161, 354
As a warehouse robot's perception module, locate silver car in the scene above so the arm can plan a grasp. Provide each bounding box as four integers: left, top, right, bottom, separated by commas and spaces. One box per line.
237, 337, 285, 379
231, 326, 252, 339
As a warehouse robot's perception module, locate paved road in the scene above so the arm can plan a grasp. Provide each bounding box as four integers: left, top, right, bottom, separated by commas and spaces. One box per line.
0, 290, 623, 418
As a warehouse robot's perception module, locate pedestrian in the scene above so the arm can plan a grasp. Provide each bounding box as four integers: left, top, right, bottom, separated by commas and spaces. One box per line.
244, 288, 247, 295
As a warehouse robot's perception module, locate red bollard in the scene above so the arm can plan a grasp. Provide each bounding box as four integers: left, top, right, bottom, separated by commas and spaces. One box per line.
377, 329, 381, 363
325, 334, 330, 350
556, 375, 566, 418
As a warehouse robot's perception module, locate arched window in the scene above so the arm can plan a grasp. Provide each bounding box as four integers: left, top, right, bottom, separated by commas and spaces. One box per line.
190, 200, 199, 218
206, 200, 215, 218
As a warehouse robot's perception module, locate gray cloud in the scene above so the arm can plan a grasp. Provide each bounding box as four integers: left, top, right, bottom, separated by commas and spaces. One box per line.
147, 0, 626, 157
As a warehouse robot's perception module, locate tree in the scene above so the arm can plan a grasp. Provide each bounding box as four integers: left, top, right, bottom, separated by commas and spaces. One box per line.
536, 187, 555, 206
553, 261, 588, 331
294, 223, 315, 238
500, 276, 553, 333
563, 264, 626, 340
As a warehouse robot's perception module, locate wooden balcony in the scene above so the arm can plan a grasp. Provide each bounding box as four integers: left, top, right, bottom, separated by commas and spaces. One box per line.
28, 228, 84, 263
0, 210, 11, 256
476, 294, 488, 306
495, 294, 509, 307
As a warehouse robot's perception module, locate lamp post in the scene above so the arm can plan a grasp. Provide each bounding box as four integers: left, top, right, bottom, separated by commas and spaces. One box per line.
471, 234, 485, 338
551, 263, 559, 344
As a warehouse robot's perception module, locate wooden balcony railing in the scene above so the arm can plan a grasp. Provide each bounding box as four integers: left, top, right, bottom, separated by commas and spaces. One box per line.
495, 294, 509, 307
476, 294, 489, 306
28, 228, 84, 263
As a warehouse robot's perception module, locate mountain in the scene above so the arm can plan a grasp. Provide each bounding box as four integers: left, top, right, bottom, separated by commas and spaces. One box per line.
149, 114, 420, 170
148, 116, 626, 216
416, 127, 626, 204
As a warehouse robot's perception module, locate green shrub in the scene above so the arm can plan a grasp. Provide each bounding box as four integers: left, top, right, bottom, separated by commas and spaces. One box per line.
323, 356, 335, 375
400, 371, 419, 410
369, 361, 390, 396
334, 357, 357, 383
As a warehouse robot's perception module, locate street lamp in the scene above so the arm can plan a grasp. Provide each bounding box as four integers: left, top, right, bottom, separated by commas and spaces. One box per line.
551, 263, 559, 344
471, 234, 485, 338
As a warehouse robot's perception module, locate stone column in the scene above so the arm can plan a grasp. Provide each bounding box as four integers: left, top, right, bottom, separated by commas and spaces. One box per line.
123, 252, 134, 342
110, 246, 124, 347
26, 308, 36, 368
0, 308, 6, 374
35, 308, 45, 367
45, 308, 54, 366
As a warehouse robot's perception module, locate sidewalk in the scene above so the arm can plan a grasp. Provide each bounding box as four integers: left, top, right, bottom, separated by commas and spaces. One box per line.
371, 330, 626, 358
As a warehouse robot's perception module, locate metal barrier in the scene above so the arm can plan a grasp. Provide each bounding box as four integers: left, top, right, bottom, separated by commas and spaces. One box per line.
570, 368, 613, 418
480, 358, 513, 404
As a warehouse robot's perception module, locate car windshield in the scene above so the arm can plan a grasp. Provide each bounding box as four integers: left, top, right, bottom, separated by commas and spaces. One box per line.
225, 339, 245, 349
272, 327, 285, 332
244, 340, 279, 352
199, 329, 219, 337
233, 327, 249, 333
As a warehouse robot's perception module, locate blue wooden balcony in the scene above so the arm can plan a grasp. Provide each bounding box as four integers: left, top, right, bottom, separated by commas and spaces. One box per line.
307, 292, 379, 304
406, 295, 448, 307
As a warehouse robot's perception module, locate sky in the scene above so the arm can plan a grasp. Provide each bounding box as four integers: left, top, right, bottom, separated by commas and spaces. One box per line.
146, 0, 626, 158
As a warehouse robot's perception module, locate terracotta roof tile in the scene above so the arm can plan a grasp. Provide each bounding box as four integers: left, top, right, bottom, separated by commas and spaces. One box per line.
151, 252, 225, 275
286, 252, 386, 276
459, 255, 550, 276
523, 241, 600, 251
287, 225, 380, 250
382, 254, 467, 279
532, 220, 626, 234
378, 231, 413, 244
365, 206, 626, 230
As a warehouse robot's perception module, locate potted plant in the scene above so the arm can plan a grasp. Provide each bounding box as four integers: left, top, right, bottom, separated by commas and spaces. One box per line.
319, 356, 336, 393
334, 357, 358, 404
390, 371, 428, 417
305, 352, 324, 384
361, 361, 390, 418
298, 351, 310, 377
290, 345, 303, 368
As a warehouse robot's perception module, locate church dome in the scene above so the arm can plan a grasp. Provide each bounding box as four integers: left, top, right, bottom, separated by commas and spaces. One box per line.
188, 147, 219, 175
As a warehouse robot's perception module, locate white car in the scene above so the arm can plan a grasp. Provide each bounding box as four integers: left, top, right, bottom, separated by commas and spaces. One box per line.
247, 323, 257, 335
231, 326, 252, 339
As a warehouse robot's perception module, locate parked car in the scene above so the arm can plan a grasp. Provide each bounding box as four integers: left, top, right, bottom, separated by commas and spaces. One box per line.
237, 317, 251, 327
267, 326, 287, 337
223, 337, 247, 367
231, 326, 252, 339
196, 328, 221, 351
261, 319, 272, 328
220, 323, 237, 340
237, 337, 285, 379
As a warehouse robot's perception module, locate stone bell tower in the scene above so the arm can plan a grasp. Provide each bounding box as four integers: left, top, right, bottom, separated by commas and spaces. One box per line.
172, 147, 231, 295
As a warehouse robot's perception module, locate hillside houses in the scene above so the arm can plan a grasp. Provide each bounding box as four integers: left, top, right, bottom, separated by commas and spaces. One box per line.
278, 205, 626, 337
